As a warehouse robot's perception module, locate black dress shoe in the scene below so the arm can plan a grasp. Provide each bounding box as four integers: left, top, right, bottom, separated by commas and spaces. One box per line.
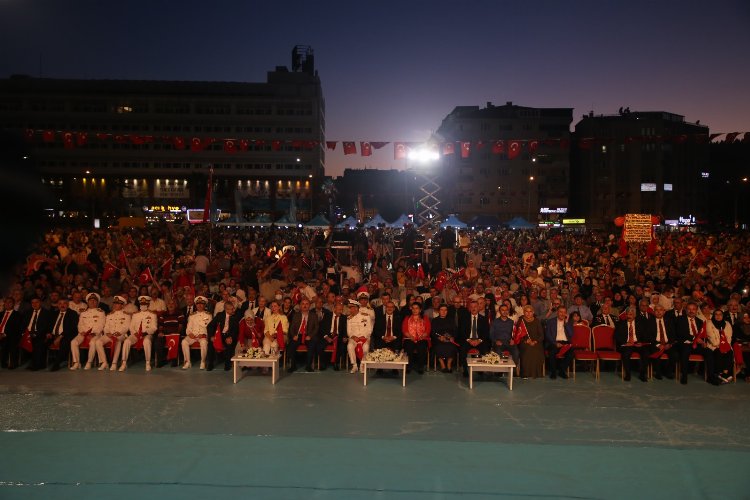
287, 366, 296, 373
224, 364, 231, 371
417, 369, 424, 374
680, 375, 687, 385
206, 365, 214, 371
305, 365, 314, 372
550, 373, 557, 380
50, 364, 60, 372
639, 374, 648, 382
653, 373, 663, 380
171, 360, 178, 367
664, 373, 674, 379
623, 374, 631, 381
319, 364, 327, 371
559, 371, 569, 379
462, 371, 469, 378
332, 365, 340, 371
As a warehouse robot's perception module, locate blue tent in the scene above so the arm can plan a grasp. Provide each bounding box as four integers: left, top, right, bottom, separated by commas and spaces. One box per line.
305, 214, 331, 229
274, 215, 297, 227
388, 214, 413, 229
468, 215, 502, 228
440, 215, 467, 229
335, 215, 358, 229
248, 214, 272, 227
364, 214, 389, 228
505, 216, 536, 229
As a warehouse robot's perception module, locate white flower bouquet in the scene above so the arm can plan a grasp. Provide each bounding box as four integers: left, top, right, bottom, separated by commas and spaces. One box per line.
240, 347, 267, 359
476, 351, 502, 364
365, 348, 401, 362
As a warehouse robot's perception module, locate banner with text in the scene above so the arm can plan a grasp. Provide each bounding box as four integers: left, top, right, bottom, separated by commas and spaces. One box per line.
624, 214, 653, 242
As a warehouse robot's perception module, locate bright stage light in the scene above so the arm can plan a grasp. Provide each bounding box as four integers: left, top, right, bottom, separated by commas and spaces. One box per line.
407, 148, 440, 163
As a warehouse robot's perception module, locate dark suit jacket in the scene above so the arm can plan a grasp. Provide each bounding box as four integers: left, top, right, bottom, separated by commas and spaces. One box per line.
289, 311, 321, 341
373, 310, 402, 349
591, 313, 618, 328
653, 316, 676, 344
319, 310, 347, 344
614, 317, 655, 346
47, 309, 79, 340
676, 315, 704, 344
206, 311, 240, 344
23, 307, 54, 337
0, 309, 24, 339
544, 319, 573, 346
457, 313, 490, 344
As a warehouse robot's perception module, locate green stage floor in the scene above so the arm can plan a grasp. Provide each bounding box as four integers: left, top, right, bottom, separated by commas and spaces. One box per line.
1, 366, 749, 498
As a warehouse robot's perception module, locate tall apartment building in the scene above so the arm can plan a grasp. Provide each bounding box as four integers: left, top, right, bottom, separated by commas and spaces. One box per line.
0, 45, 325, 224
435, 102, 573, 223
570, 111, 709, 226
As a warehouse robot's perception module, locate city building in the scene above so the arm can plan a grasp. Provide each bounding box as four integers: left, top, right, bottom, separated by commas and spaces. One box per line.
435, 102, 573, 224
334, 168, 412, 223
0, 45, 325, 225
570, 110, 709, 227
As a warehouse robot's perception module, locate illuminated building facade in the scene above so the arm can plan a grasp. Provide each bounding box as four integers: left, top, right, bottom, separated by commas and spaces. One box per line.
0, 46, 324, 224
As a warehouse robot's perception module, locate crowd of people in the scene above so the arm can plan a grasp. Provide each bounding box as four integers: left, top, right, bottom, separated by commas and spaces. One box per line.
2, 221, 750, 386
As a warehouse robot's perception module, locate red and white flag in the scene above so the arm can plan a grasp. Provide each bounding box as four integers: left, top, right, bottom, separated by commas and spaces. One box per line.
508, 141, 521, 160
166, 334, 180, 360
491, 140, 505, 154
326, 141, 337, 150
394, 142, 408, 160
460, 142, 471, 158
63, 132, 75, 149
76, 132, 88, 147
223, 139, 237, 153
443, 142, 455, 155
528, 140, 539, 154
343, 142, 357, 155
138, 267, 154, 286
173, 136, 186, 150
360, 142, 372, 157
102, 262, 119, 281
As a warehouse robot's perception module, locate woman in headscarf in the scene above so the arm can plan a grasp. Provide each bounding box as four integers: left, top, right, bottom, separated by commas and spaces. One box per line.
706, 309, 734, 384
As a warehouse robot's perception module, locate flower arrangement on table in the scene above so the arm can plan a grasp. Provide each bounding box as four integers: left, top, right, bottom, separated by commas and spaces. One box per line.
239, 347, 267, 359
365, 348, 403, 362
475, 351, 502, 364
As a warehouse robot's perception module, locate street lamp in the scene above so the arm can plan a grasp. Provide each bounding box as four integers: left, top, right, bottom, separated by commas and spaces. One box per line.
527, 176, 534, 221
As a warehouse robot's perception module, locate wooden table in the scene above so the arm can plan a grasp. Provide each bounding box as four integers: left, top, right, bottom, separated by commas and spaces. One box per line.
467, 357, 516, 390
361, 357, 409, 386
230, 354, 280, 384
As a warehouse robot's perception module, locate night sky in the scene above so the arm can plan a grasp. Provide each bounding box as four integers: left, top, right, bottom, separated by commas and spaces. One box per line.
1, 0, 748, 176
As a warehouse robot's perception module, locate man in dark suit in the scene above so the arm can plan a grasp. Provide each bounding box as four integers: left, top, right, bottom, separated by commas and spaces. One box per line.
206, 300, 240, 371
675, 301, 713, 385
614, 306, 653, 382
45, 298, 79, 371
24, 297, 54, 370
0, 296, 24, 368
665, 296, 685, 322
320, 301, 347, 370
591, 302, 618, 328
448, 296, 469, 331
544, 305, 574, 379
458, 300, 490, 377
286, 297, 321, 372
372, 301, 402, 351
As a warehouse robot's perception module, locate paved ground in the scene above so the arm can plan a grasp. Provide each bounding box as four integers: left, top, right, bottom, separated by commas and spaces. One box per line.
1, 364, 749, 498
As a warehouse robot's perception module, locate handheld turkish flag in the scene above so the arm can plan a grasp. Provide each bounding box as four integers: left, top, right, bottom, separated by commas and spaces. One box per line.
692, 323, 707, 349
160, 257, 173, 279
508, 141, 521, 160
213, 323, 224, 352
512, 320, 529, 345
355, 338, 366, 360
102, 262, 118, 281
252, 318, 264, 348
166, 334, 180, 360
556, 344, 573, 358
394, 142, 407, 160
138, 267, 154, 286
733, 342, 744, 366
360, 142, 372, 157
343, 142, 357, 155
20, 330, 33, 353
718, 329, 731, 354
461, 142, 471, 158
275, 321, 285, 350
278, 251, 292, 269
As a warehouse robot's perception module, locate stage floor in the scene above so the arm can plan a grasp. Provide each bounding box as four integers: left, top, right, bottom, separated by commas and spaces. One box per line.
1, 365, 749, 498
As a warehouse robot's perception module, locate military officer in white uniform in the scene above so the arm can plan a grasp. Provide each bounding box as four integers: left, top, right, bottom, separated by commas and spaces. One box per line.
347, 299, 373, 373
119, 296, 159, 371
357, 291, 376, 321
181, 296, 212, 369
95, 295, 130, 371
70, 293, 106, 370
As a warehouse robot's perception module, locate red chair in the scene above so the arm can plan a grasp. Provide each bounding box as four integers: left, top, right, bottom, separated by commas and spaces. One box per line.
571, 325, 596, 380
592, 325, 620, 380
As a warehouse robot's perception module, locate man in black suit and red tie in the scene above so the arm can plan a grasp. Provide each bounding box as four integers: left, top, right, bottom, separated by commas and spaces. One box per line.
320, 301, 347, 371
459, 300, 490, 377
372, 301, 402, 352
0, 297, 24, 369
24, 297, 54, 370
206, 300, 240, 371
650, 304, 677, 380
675, 301, 713, 385
614, 306, 653, 382
46, 298, 79, 371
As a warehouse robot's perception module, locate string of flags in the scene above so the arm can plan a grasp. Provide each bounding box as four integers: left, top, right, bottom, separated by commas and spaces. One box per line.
22, 128, 750, 159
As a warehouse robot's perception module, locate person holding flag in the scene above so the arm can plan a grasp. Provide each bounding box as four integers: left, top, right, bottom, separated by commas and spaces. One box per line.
347, 299, 373, 374
95, 295, 129, 371
676, 301, 712, 385
70, 293, 106, 370
516, 305, 545, 378
544, 305, 574, 379
206, 300, 240, 371
155, 299, 185, 368
119, 296, 158, 371
705, 309, 734, 384
263, 301, 288, 356
22, 297, 54, 370
181, 296, 212, 370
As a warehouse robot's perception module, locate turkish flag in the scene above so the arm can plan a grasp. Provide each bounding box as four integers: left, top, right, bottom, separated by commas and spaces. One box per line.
114, 135, 127, 144
131, 136, 145, 145
528, 140, 539, 154
24, 129, 35, 142
578, 138, 593, 150
326, 141, 337, 150
254, 140, 266, 147
102, 262, 118, 281
271, 140, 282, 151
461, 142, 471, 158
224, 139, 237, 153
394, 142, 408, 160
476, 140, 485, 150
173, 137, 186, 150
191, 137, 204, 151
371, 142, 389, 150
343, 142, 357, 155
291, 140, 303, 148
96, 133, 110, 142
278, 251, 292, 269
360, 142, 372, 156
508, 141, 521, 159
491, 140, 505, 154
166, 334, 180, 360
275, 321, 285, 350
239, 139, 249, 151
63, 132, 74, 149
20, 330, 33, 353
42, 130, 55, 143
76, 132, 88, 147
213, 324, 224, 352
443, 142, 455, 155
304, 141, 318, 149
138, 267, 154, 286
160, 257, 173, 279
